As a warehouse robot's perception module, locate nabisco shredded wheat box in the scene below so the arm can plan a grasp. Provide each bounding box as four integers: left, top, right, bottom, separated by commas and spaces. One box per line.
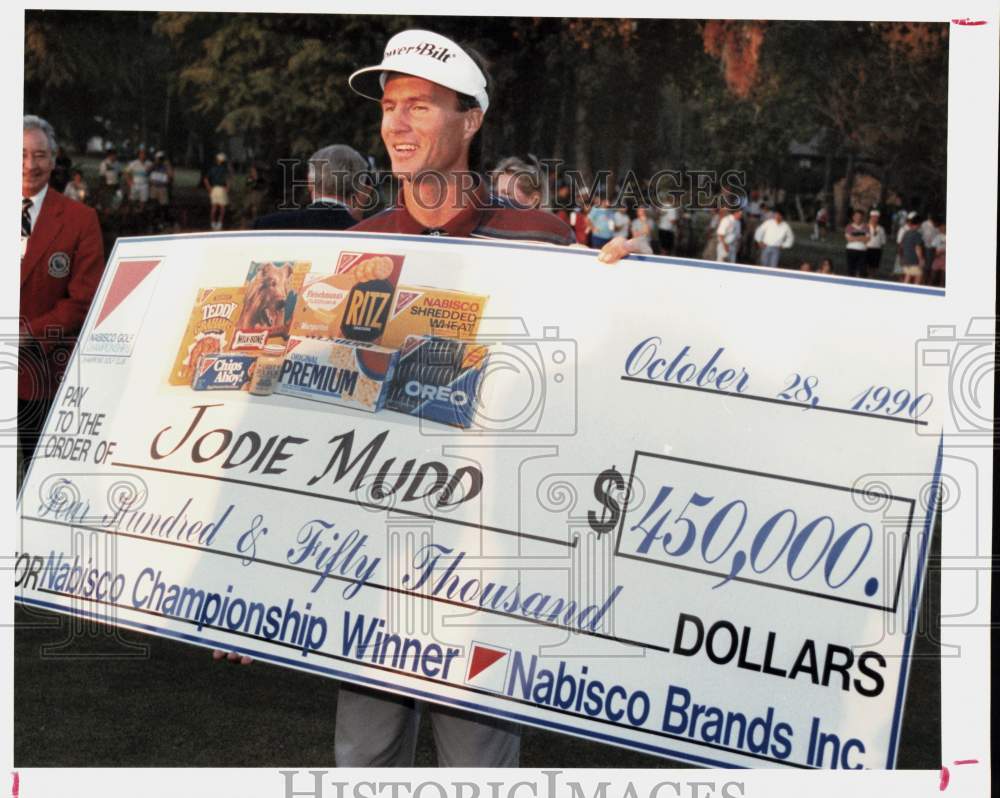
380, 286, 488, 349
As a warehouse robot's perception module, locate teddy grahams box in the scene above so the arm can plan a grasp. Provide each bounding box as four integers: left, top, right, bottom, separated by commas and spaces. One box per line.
233, 260, 311, 349
289, 252, 404, 343
168, 286, 245, 386
380, 286, 488, 349
276, 335, 399, 412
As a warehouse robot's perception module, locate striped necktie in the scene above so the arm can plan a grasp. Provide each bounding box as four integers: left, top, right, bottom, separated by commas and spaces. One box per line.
22, 197, 32, 237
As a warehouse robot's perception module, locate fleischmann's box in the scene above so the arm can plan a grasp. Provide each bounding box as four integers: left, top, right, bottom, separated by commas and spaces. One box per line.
380, 286, 488, 349
276, 335, 398, 412
289, 252, 404, 343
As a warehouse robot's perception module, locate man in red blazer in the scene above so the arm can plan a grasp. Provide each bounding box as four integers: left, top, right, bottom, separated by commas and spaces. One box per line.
20, 115, 105, 471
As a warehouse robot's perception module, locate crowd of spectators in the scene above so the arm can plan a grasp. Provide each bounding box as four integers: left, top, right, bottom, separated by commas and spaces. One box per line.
49, 140, 945, 286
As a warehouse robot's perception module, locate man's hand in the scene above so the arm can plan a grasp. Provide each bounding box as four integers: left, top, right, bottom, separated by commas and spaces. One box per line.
212, 648, 253, 665
597, 236, 635, 264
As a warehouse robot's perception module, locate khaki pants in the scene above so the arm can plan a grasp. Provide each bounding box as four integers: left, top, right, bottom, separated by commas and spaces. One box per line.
335, 683, 521, 767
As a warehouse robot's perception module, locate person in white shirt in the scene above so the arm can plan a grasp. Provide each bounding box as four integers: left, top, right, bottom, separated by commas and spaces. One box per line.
97, 148, 121, 208
628, 206, 655, 254
864, 209, 888, 276
612, 204, 630, 239
63, 169, 89, 205
125, 145, 152, 208
844, 209, 870, 278
656, 199, 680, 254
753, 207, 795, 267
715, 208, 742, 262
919, 214, 938, 283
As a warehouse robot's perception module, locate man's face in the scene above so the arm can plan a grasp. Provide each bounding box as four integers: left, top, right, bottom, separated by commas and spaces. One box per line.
380, 74, 482, 179
23, 128, 53, 197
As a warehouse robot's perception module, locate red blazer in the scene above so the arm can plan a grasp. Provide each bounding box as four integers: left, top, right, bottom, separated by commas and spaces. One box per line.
19, 189, 105, 400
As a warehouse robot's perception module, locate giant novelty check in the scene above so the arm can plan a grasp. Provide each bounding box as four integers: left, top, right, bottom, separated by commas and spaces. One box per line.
15, 231, 946, 769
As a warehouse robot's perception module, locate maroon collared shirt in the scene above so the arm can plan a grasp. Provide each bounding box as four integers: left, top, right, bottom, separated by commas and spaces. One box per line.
350, 187, 575, 246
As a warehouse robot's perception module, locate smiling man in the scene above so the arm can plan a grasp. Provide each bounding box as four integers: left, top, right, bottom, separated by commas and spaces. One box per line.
347, 29, 572, 243
332, 29, 574, 769
19, 115, 104, 474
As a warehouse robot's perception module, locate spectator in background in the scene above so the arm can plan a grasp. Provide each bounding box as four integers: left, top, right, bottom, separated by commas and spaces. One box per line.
844, 209, 869, 278
898, 212, 925, 285
611, 201, 630, 242
864, 209, 887, 277
754, 206, 795, 267
920, 214, 938, 284
656, 197, 680, 255
892, 216, 908, 280
569, 190, 591, 247
98, 147, 121, 208
930, 220, 946, 287
552, 183, 572, 225
253, 144, 371, 231
892, 207, 908, 239
63, 169, 89, 205
204, 152, 230, 231
125, 145, 152, 210
739, 203, 761, 263
50, 145, 72, 192
715, 207, 742, 262
628, 206, 655, 255
149, 151, 174, 227
798, 261, 813, 271
588, 196, 617, 249
242, 161, 269, 228
811, 203, 829, 240
492, 155, 544, 209
702, 207, 724, 260
817, 258, 833, 274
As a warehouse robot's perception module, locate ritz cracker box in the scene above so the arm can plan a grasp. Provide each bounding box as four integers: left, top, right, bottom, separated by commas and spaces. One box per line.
289, 252, 404, 344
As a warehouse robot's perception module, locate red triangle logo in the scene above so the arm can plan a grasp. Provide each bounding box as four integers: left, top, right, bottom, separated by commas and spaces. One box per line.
95, 259, 161, 328
393, 290, 421, 316
468, 645, 507, 681
336, 251, 364, 274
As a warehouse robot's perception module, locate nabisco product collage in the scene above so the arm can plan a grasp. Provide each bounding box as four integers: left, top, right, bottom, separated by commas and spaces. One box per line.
168, 252, 490, 428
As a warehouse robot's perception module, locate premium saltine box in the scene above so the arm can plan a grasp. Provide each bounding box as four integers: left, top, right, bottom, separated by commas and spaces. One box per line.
276, 335, 399, 412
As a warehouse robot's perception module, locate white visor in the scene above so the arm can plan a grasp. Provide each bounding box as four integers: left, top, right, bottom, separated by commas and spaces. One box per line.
349, 29, 489, 112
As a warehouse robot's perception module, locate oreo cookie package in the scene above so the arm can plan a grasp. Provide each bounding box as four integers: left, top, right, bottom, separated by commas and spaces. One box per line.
385, 335, 489, 428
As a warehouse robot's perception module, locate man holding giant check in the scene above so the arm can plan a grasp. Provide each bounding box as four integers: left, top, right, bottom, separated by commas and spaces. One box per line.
16, 28, 945, 771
